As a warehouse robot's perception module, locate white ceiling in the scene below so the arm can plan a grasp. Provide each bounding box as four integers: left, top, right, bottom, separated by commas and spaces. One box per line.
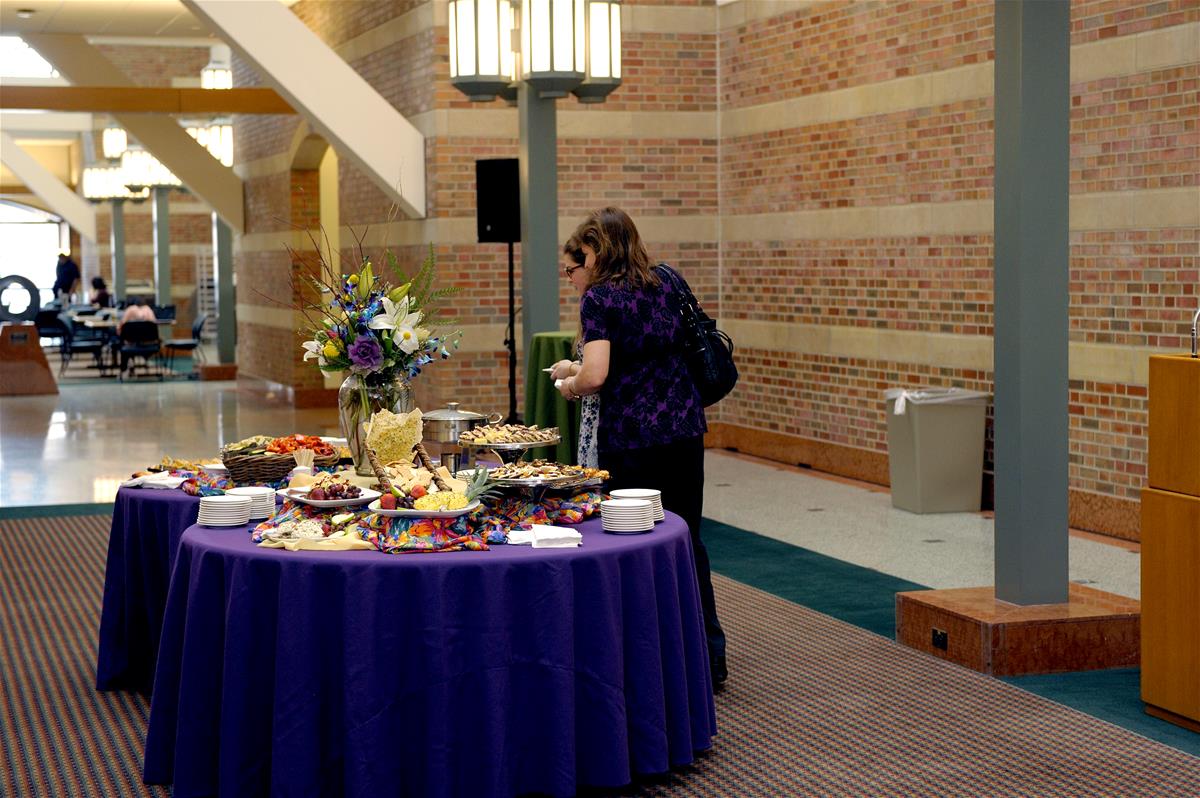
0, 0, 212, 38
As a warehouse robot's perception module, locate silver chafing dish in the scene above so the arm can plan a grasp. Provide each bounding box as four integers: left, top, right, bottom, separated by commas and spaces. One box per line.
422, 402, 501, 474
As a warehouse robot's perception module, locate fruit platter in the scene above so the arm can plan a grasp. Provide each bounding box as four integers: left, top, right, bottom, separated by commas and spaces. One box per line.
277, 472, 379, 508
369, 462, 496, 518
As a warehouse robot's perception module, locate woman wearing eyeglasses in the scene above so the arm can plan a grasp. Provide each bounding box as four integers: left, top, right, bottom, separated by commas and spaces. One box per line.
552, 207, 728, 690
549, 237, 600, 468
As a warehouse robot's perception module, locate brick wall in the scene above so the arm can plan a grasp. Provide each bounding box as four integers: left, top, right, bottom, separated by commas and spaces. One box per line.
716, 0, 1199, 540
222, 0, 1195, 540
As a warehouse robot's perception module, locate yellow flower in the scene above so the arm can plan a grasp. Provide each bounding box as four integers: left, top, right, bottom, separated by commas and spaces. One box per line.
347, 274, 359, 286
322, 341, 341, 359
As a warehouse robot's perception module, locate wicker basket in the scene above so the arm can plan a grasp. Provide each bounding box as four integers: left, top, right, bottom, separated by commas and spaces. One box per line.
222, 451, 340, 486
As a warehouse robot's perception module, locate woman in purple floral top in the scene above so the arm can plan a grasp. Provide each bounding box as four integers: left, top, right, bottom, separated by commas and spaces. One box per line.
555, 207, 727, 688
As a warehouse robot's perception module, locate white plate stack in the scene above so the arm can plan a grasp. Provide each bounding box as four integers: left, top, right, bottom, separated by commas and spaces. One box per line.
197, 494, 253, 527
226, 487, 276, 519
600, 498, 655, 534
609, 489, 664, 522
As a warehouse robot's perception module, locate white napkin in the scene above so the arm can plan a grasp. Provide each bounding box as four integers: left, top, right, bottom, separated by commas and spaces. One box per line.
505, 525, 582, 548
530, 524, 582, 548
121, 474, 186, 490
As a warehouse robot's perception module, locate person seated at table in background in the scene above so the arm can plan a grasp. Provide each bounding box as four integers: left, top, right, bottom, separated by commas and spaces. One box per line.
550, 237, 600, 468
118, 295, 156, 331
52, 252, 81, 302
90, 276, 113, 308
556, 206, 728, 689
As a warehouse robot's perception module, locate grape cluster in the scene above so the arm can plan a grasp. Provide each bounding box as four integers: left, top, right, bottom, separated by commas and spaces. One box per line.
309, 481, 362, 501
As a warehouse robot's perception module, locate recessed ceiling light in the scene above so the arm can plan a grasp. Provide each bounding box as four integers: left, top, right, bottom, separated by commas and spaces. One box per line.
16, 9, 36, 18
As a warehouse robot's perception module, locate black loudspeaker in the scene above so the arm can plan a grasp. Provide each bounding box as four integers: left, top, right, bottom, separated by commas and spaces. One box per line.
476, 158, 520, 243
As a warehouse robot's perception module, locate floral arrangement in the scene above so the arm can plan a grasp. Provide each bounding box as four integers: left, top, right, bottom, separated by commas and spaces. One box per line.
294, 244, 460, 383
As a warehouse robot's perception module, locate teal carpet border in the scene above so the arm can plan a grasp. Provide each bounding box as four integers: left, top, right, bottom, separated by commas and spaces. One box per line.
701, 518, 925, 639
0, 503, 115, 520
700, 518, 1200, 758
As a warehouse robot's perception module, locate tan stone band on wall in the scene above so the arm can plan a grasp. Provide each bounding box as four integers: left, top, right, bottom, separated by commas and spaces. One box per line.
721, 22, 1198, 139
718, 1, 818, 31
236, 303, 302, 331
722, 318, 1172, 387
237, 185, 1195, 254
94, 243, 216, 256
721, 187, 1200, 240
93, 200, 213, 216
233, 307, 568, 357
239, 216, 720, 253
407, 108, 718, 140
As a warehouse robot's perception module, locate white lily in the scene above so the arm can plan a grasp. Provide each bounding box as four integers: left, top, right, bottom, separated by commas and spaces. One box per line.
367, 296, 421, 334
301, 339, 327, 366
394, 325, 420, 354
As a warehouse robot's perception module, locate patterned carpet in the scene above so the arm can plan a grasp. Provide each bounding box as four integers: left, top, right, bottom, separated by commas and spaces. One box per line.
3, 514, 1199, 798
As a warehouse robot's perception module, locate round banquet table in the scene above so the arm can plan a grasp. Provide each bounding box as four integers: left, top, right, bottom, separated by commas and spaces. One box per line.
143, 513, 717, 798
96, 486, 201, 693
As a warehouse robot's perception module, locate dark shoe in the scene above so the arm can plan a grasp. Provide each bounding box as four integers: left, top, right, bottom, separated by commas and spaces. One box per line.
711, 654, 728, 691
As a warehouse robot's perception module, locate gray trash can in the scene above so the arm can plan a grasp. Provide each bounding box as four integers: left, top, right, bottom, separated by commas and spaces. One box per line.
885, 387, 990, 513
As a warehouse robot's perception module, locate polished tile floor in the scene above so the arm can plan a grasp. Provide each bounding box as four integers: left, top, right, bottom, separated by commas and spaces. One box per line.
0, 379, 1139, 599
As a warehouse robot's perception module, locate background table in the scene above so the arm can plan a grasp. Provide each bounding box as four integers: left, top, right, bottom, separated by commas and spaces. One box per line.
144, 514, 716, 798
96, 487, 200, 693
523, 330, 579, 464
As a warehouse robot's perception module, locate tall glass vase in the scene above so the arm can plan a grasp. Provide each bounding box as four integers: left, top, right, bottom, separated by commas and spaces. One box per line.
338, 373, 414, 476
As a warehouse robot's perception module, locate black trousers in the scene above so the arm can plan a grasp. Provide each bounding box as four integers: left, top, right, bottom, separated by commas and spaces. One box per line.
600, 435, 726, 659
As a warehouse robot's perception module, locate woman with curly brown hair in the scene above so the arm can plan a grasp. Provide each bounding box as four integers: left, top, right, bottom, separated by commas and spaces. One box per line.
555, 206, 727, 688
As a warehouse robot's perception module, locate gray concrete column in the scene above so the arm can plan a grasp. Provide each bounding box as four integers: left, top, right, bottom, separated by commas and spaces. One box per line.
110, 199, 126, 303
212, 212, 236, 364
152, 186, 171, 308
993, 0, 1070, 605
518, 84, 562, 356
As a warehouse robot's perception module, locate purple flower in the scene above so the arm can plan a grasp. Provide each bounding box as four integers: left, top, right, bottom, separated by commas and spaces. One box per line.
347, 335, 384, 373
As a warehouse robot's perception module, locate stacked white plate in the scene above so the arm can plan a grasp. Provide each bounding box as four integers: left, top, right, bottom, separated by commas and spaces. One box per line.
600, 498, 655, 534
197, 494, 253, 527
609, 489, 664, 522
226, 486, 276, 519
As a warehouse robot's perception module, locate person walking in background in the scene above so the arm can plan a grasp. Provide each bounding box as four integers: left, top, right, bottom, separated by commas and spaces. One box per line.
550, 238, 600, 468
90, 277, 112, 308
52, 253, 81, 303
557, 207, 728, 689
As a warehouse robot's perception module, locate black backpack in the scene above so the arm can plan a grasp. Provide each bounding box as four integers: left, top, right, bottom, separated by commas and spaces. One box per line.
655, 264, 739, 407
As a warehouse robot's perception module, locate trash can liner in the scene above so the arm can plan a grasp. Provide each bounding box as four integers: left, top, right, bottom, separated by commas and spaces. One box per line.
885, 387, 990, 416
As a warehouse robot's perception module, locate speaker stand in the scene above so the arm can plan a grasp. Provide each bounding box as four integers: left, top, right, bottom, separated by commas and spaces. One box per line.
503, 240, 520, 423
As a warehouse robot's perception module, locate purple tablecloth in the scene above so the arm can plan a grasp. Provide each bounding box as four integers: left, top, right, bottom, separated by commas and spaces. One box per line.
144, 513, 716, 798
96, 486, 200, 693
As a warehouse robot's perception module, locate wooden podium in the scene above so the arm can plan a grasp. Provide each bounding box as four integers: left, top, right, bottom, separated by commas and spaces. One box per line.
1142, 354, 1200, 732
0, 323, 58, 396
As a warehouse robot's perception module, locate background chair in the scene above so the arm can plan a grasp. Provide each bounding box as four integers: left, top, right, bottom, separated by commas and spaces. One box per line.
34, 309, 67, 351
162, 313, 208, 378
118, 320, 164, 382
57, 312, 110, 377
